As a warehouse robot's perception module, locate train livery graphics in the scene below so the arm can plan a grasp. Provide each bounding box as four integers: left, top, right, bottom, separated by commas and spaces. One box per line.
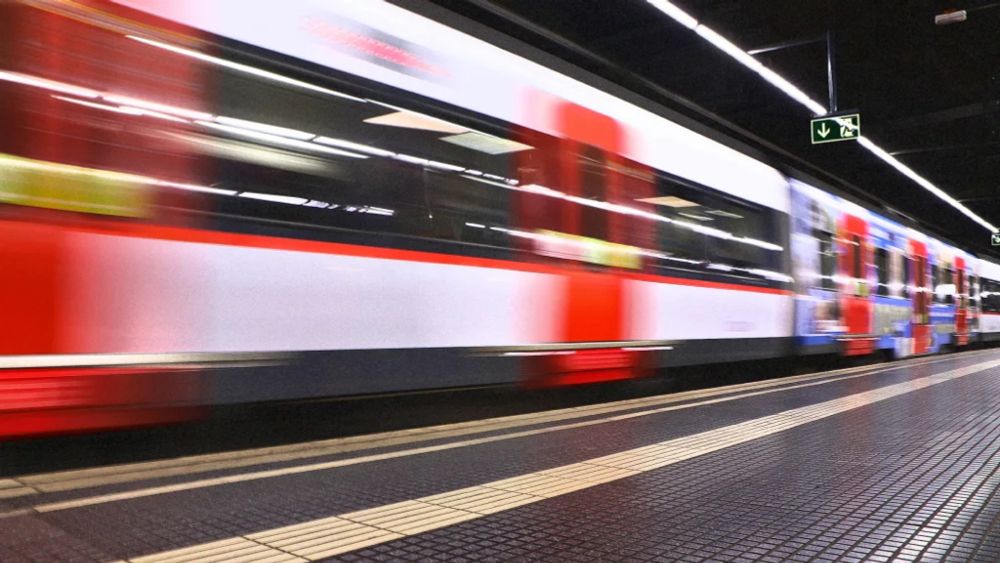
0, 0, 997, 436
789, 182, 980, 359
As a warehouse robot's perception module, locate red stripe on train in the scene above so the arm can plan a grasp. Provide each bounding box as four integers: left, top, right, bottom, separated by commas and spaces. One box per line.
0, 366, 205, 439
2, 219, 791, 297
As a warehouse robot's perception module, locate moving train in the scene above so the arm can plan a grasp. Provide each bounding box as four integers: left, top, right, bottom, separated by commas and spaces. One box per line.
1, 0, 999, 437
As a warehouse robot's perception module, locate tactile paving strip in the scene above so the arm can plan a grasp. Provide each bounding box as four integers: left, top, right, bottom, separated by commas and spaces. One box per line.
348, 363, 1000, 562
124, 358, 1000, 561
0, 480, 35, 500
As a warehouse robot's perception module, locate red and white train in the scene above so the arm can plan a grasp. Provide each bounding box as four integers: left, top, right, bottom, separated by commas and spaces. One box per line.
1, 0, 998, 437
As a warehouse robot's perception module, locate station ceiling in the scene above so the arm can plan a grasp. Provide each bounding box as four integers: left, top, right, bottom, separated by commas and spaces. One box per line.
428, 0, 1000, 255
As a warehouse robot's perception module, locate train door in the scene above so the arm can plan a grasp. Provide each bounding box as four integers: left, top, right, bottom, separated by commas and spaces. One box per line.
838, 213, 875, 355
514, 101, 651, 385
969, 267, 980, 341
955, 256, 968, 346
909, 241, 931, 354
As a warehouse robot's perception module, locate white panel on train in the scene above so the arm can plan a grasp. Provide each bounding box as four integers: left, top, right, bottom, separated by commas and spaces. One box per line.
111, 0, 789, 213
625, 280, 793, 340
62, 232, 565, 353
978, 259, 1000, 335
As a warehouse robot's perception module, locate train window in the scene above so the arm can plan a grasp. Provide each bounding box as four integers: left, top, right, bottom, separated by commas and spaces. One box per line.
816, 231, 837, 290
1, 22, 524, 259
0, 9, 787, 285
201, 64, 527, 256
615, 174, 786, 283
875, 246, 889, 296
944, 268, 955, 305
931, 264, 941, 303
957, 269, 965, 308
982, 279, 1000, 313
851, 235, 863, 278
578, 146, 609, 242
902, 256, 911, 298
889, 250, 904, 298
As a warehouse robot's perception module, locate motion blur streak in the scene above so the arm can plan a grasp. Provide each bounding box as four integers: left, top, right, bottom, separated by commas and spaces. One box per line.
0, 0, 997, 439
1, 1, 213, 436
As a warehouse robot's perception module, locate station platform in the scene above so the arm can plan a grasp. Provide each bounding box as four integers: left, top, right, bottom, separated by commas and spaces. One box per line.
3, 349, 1000, 562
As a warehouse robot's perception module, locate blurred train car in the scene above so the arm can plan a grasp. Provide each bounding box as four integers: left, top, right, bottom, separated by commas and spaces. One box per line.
0, 0, 996, 437
977, 260, 1000, 343
790, 181, 977, 358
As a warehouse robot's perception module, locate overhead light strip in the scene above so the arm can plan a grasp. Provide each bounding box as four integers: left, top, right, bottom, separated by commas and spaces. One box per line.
646, 0, 997, 232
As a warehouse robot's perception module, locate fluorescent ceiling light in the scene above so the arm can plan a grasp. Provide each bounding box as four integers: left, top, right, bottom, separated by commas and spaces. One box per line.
368, 100, 471, 133
238, 192, 308, 205
857, 136, 996, 232
694, 26, 763, 73
646, 0, 997, 232
465, 222, 486, 228
214, 116, 315, 140
647, 0, 698, 29
679, 212, 713, 222
440, 132, 534, 154
314, 137, 396, 157
126, 35, 365, 103
196, 120, 368, 159
364, 111, 468, 134
755, 67, 827, 115
637, 195, 699, 208
0, 70, 100, 98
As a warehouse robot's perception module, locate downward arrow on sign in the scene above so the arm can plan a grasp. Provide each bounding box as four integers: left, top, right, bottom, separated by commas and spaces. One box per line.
817, 123, 831, 138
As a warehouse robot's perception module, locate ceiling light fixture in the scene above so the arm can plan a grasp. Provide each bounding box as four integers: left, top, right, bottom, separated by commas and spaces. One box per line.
636, 195, 700, 208
646, 0, 998, 232
364, 110, 468, 134
440, 132, 534, 154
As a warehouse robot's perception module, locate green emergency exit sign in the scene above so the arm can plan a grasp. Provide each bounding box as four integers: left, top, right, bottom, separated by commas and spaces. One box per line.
991, 232, 1000, 246
811, 114, 860, 144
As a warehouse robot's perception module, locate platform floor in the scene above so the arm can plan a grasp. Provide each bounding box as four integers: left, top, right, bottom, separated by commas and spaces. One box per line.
3, 348, 1000, 562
